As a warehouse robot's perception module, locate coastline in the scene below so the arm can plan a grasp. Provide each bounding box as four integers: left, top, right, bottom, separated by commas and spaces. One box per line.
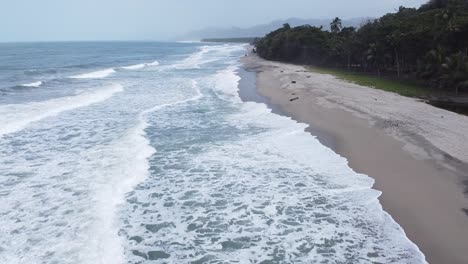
239, 53, 468, 264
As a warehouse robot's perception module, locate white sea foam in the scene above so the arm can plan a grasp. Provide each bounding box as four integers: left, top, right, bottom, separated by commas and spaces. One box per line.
223, 65, 426, 263
121, 60, 160, 70
121, 63, 147, 70
211, 66, 245, 103
119, 53, 426, 263
0, 43, 426, 264
171, 45, 245, 69
82, 111, 156, 264
20, 81, 43, 87
0, 76, 203, 264
70, 68, 116, 79
147, 60, 160, 66
0, 83, 123, 137
87, 79, 203, 264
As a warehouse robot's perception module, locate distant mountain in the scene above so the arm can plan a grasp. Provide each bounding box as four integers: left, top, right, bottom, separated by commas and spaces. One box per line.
180, 17, 371, 40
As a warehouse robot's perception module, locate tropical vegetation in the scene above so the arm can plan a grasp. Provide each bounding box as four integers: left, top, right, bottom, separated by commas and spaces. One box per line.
255, 0, 468, 94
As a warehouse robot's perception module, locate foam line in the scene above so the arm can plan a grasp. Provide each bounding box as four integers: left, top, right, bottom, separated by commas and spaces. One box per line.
121, 64, 146, 70
96, 80, 203, 263
121, 61, 159, 70
70, 68, 116, 79
0, 83, 123, 137
20, 81, 43, 87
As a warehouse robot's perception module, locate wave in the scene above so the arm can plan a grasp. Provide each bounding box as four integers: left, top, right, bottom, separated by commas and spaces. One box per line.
0, 81, 204, 263
203, 62, 427, 262
95, 80, 203, 263
20, 81, 43, 88
24, 68, 58, 76
70, 68, 116, 79
118, 59, 426, 263
121, 60, 159, 70
147, 60, 160, 66
84, 109, 156, 264
121, 64, 146, 70
171, 45, 245, 69
0, 83, 123, 137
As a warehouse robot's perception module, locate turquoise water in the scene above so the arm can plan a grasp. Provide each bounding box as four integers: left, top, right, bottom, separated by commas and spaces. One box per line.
0, 42, 425, 263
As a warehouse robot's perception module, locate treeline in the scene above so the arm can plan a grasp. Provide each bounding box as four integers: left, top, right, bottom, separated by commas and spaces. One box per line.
255, 0, 468, 94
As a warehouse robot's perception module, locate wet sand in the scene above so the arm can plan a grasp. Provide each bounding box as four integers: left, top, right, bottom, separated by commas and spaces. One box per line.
240, 54, 468, 264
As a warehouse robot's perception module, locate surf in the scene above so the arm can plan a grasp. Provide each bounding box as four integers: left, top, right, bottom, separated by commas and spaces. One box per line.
119, 44, 426, 263
70, 68, 116, 79
0, 42, 427, 264
0, 83, 123, 137
20, 81, 43, 87
121, 60, 159, 70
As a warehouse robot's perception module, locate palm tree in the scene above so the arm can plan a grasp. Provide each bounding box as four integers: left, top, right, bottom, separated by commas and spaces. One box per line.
440, 51, 468, 94
330, 17, 342, 33
366, 42, 386, 76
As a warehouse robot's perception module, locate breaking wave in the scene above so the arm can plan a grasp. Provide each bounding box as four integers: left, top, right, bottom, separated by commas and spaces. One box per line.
70, 68, 116, 79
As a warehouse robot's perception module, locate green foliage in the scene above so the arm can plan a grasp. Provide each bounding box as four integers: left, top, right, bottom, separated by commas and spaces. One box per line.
255, 1, 468, 94
256, 24, 329, 64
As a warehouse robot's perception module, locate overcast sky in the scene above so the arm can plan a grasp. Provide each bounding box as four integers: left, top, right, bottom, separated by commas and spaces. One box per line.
0, 0, 428, 42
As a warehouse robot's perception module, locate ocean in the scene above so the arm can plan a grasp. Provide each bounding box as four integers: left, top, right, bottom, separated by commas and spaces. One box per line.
0, 42, 425, 263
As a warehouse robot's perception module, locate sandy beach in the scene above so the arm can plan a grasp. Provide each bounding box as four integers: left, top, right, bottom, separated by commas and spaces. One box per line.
241, 54, 468, 264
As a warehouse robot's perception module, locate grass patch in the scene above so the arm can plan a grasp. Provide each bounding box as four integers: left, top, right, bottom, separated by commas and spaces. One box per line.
308, 66, 428, 98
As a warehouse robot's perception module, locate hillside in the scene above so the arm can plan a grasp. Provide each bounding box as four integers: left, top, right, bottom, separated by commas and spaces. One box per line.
181, 17, 369, 40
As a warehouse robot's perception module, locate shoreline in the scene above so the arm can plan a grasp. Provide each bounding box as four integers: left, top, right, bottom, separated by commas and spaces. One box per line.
237, 66, 337, 150
239, 54, 468, 264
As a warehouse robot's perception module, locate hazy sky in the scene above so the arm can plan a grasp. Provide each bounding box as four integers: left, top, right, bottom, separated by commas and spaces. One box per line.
1, 0, 427, 42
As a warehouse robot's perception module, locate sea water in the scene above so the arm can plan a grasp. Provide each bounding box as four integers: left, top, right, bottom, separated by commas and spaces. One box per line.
0, 42, 426, 263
